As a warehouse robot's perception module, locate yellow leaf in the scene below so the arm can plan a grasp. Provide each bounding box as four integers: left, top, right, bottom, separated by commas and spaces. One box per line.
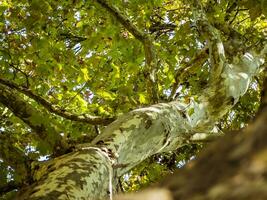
97, 91, 116, 100
139, 93, 148, 104
76, 21, 83, 28
111, 63, 120, 79
81, 68, 89, 81
57, 94, 63, 100
57, 63, 63, 71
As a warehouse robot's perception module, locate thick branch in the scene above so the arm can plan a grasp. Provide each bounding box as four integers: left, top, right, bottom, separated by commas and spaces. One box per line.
0, 84, 68, 154
0, 181, 22, 197
95, 0, 159, 102
17, 148, 112, 200
0, 78, 115, 125
143, 39, 159, 102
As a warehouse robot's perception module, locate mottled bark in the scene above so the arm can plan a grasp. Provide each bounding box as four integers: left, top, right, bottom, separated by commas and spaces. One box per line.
18, 148, 112, 200
116, 94, 267, 200
16, 44, 265, 199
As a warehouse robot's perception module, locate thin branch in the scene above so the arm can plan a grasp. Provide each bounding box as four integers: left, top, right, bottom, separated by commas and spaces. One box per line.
229, 9, 239, 25
64, 82, 88, 107
168, 46, 209, 100
237, 16, 250, 25
59, 32, 87, 43
9, 63, 30, 87
224, 1, 238, 22
95, 0, 146, 42
143, 39, 159, 103
0, 78, 115, 125
95, 0, 159, 102
191, 2, 226, 83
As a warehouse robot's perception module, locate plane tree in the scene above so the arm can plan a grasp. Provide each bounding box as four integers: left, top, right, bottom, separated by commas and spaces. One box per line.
0, 0, 266, 199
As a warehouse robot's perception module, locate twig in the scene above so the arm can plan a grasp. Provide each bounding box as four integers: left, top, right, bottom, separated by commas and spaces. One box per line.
237, 16, 250, 25
10, 63, 30, 87
229, 9, 239, 25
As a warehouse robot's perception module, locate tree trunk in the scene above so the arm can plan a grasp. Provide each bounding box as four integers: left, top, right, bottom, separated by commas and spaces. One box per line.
16, 47, 265, 199
115, 92, 267, 200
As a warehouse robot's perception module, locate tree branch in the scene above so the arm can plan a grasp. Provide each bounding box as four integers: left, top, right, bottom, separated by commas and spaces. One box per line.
0, 181, 22, 197
95, 0, 159, 102
95, 0, 146, 41
0, 78, 115, 125
169, 45, 209, 100
0, 84, 68, 154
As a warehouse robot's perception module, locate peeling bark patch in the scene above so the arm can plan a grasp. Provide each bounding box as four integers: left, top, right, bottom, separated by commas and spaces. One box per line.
121, 115, 142, 129
47, 163, 54, 171
47, 164, 56, 173
112, 163, 129, 169
162, 123, 171, 146
96, 140, 104, 145
58, 172, 86, 190
29, 188, 39, 195
180, 110, 187, 119
162, 132, 170, 146
145, 119, 152, 129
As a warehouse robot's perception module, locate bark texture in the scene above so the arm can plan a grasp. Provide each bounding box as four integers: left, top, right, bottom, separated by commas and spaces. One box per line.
116, 99, 267, 200
18, 148, 112, 200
